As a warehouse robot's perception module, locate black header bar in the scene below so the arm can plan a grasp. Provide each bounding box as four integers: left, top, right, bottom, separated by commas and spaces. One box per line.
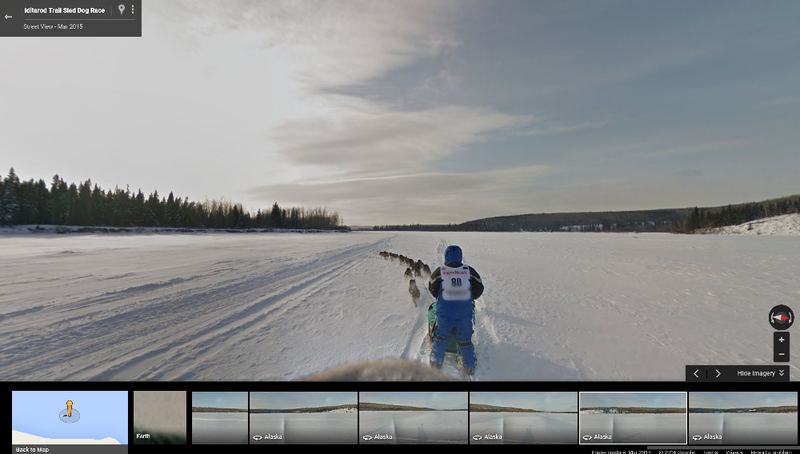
0, 0, 141, 37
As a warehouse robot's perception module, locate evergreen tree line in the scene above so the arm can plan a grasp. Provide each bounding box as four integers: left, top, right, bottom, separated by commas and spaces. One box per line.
372, 223, 456, 231
678, 197, 800, 233
374, 210, 684, 232
461, 210, 683, 232
0, 168, 345, 230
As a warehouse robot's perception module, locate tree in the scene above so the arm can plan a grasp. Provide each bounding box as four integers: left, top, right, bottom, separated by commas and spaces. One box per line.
270, 202, 281, 228
164, 191, 176, 227
1, 168, 20, 224
147, 190, 160, 226
67, 183, 78, 225
232, 205, 240, 229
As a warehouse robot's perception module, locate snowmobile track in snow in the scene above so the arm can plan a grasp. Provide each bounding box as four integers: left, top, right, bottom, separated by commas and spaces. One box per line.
0, 236, 390, 380
92, 242, 379, 380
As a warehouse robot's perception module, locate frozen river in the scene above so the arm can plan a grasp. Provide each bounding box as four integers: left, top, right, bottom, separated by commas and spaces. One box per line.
191, 413, 248, 444
359, 411, 467, 444
470, 412, 576, 444
2, 231, 798, 381
249, 412, 357, 444
580, 413, 686, 444
689, 413, 797, 445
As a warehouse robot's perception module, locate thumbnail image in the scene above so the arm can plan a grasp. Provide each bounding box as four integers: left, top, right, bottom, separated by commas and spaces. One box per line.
191, 392, 248, 444
470, 392, 577, 444
249, 392, 357, 444
12, 391, 128, 445
580, 392, 686, 444
359, 392, 468, 444
133, 391, 186, 444
689, 392, 797, 445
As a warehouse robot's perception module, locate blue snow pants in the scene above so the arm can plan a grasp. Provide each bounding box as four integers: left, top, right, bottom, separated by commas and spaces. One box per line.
430, 318, 476, 369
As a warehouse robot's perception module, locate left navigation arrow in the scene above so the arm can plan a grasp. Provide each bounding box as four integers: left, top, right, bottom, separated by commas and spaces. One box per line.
4, 14, 12, 19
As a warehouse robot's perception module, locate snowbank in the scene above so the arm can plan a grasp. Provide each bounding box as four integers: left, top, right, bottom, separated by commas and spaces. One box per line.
701, 214, 800, 235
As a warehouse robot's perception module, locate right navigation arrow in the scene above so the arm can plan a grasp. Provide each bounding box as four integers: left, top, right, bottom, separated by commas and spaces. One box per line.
716, 369, 721, 378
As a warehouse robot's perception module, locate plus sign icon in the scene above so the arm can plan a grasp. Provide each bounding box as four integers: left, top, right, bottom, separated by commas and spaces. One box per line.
769, 305, 794, 330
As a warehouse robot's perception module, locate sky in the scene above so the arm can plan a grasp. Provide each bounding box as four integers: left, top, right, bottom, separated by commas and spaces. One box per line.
360, 392, 467, 410
191, 392, 247, 410
690, 392, 797, 409
581, 392, 686, 409
250, 392, 356, 410
470, 392, 576, 412
3, 1, 800, 225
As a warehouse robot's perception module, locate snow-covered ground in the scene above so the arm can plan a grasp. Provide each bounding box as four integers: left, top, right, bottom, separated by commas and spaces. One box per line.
703, 213, 800, 235
325, 407, 358, 414
1, 231, 798, 381
249, 413, 357, 444
580, 413, 686, 444
359, 411, 468, 444
470, 412, 576, 444
689, 413, 797, 445
191, 413, 248, 444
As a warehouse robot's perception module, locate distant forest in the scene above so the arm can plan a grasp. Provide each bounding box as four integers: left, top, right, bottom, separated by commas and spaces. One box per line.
689, 406, 797, 414
191, 407, 246, 413
469, 403, 575, 414
581, 407, 686, 414
250, 404, 357, 414
373, 195, 800, 233
681, 196, 800, 233
0, 168, 345, 230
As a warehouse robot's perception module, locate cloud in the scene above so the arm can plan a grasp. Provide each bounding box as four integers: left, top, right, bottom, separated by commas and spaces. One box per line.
673, 169, 703, 178
641, 140, 752, 158
410, 70, 462, 99
145, 1, 618, 224
518, 121, 606, 136
151, 0, 536, 184
153, 0, 464, 91
248, 165, 556, 224
270, 96, 537, 175
253, 165, 556, 201
757, 93, 800, 108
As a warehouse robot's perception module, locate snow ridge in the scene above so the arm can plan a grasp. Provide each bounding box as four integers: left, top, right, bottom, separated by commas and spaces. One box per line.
702, 213, 800, 235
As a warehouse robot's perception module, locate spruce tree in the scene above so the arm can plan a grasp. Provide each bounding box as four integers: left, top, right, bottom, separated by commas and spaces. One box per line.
1, 168, 20, 225
270, 202, 281, 228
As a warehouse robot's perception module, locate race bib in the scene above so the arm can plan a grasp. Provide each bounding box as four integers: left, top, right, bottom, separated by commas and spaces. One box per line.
440, 265, 471, 301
